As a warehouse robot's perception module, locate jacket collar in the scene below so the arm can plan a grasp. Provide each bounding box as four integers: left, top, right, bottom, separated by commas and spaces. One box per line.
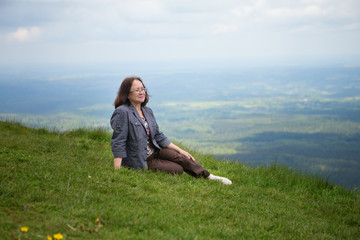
129, 104, 147, 129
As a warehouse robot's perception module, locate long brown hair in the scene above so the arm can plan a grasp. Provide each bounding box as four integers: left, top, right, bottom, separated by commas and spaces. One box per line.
113, 76, 149, 108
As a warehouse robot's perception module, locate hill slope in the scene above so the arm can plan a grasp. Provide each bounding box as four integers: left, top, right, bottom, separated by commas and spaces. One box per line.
0, 121, 359, 239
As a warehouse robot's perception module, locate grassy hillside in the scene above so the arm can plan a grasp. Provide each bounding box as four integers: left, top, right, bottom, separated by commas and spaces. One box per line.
1, 121, 359, 239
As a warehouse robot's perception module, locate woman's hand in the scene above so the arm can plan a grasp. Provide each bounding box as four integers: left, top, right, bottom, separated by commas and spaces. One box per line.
166, 143, 196, 161
179, 149, 196, 161
114, 158, 122, 169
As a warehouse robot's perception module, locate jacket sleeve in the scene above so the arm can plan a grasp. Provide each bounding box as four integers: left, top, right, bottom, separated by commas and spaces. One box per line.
148, 108, 171, 148
110, 108, 128, 158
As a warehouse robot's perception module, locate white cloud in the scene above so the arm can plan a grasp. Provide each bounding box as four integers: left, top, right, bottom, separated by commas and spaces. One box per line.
120, 0, 165, 21
343, 22, 360, 31
231, 6, 256, 18
266, 5, 332, 18
212, 24, 238, 35
290, 25, 312, 33
231, 0, 264, 18
7, 27, 41, 42
0, 0, 359, 64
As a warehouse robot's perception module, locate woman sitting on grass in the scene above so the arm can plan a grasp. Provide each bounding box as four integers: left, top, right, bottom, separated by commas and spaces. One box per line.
110, 76, 232, 185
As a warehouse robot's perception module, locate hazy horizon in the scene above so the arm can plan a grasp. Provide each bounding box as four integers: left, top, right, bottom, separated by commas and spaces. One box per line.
1, 65, 360, 190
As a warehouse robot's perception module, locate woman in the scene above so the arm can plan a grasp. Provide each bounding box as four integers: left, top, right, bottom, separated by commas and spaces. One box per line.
110, 76, 232, 185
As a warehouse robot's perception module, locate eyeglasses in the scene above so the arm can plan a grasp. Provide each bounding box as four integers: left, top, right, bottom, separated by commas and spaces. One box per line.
130, 88, 146, 94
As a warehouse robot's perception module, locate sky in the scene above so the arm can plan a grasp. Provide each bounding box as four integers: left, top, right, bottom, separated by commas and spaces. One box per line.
1, 0, 360, 67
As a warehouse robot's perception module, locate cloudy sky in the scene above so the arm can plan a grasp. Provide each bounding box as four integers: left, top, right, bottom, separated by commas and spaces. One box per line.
1, 0, 360, 66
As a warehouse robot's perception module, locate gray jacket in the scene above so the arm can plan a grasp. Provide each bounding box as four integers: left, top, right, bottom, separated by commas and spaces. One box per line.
110, 104, 171, 169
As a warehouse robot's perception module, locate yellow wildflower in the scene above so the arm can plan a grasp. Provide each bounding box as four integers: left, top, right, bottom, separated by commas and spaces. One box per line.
21, 226, 29, 232
53, 233, 63, 240
47, 236, 53, 240
95, 217, 100, 224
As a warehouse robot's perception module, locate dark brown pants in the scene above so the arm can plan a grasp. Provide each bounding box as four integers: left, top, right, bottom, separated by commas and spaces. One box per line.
147, 148, 210, 178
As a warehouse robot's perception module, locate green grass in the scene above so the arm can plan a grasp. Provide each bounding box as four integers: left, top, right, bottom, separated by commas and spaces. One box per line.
1, 120, 360, 239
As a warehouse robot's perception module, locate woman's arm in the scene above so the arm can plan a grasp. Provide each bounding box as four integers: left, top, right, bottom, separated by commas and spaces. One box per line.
114, 158, 122, 169
110, 107, 129, 168
166, 142, 196, 161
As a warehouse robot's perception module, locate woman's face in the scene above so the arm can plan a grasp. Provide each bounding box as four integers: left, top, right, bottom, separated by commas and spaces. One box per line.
128, 79, 146, 106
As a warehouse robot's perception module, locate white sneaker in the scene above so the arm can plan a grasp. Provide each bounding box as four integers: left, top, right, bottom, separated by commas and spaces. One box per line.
208, 174, 232, 185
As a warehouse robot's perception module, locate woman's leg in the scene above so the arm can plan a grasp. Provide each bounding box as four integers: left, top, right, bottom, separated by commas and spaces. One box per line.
147, 154, 184, 175
147, 149, 232, 184
155, 148, 210, 178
